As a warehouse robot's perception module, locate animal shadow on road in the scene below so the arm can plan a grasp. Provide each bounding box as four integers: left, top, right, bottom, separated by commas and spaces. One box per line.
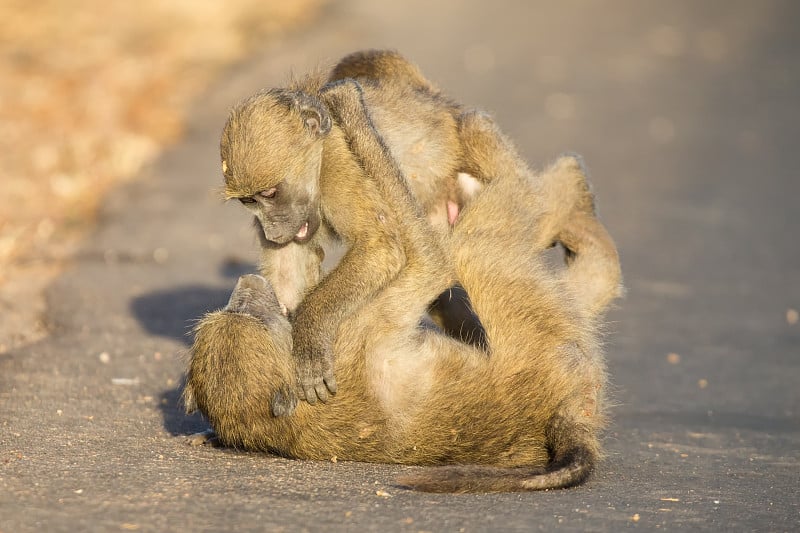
129, 259, 255, 436
130, 285, 232, 345
130, 259, 255, 345
160, 384, 209, 436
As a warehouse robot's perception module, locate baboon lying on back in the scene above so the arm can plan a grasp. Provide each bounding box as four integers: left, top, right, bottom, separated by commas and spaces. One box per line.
221, 50, 537, 403
184, 80, 622, 492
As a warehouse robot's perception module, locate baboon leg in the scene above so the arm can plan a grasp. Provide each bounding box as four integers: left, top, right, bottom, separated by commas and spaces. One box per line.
458, 110, 622, 315
533, 160, 622, 318
559, 212, 623, 318
432, 111, 619, 347
452, 154, 590, 355
184, 274, 298, 428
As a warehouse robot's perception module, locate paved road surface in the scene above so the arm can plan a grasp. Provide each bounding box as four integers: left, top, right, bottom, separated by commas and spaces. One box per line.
3, 1, 798, 531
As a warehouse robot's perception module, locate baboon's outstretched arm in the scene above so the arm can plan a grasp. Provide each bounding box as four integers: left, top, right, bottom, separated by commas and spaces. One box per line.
289, 80, 452, 404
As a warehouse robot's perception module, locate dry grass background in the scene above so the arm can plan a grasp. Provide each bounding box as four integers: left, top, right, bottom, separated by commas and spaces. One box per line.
0, 0, 322, 351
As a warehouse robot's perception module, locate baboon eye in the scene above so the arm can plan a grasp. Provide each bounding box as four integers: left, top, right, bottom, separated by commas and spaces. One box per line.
260, 188, 278, 199
239, 197, 256, 205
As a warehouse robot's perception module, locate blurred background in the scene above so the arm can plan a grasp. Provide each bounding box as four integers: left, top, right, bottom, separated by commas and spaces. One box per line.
1, 1, 798, 528
0, 0, 323, 350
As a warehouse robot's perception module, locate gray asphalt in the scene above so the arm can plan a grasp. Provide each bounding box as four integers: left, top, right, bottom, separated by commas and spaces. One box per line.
2, 1, 799, 531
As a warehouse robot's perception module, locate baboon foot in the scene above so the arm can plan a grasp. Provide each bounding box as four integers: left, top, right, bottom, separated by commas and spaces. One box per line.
548, 157, 623, 314
186, 429, 220, 447
542, 154, 600, 257
554, 153, 596, 218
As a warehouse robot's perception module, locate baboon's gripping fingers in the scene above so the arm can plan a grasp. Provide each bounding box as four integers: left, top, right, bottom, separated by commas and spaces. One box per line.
292, 334, 338, 405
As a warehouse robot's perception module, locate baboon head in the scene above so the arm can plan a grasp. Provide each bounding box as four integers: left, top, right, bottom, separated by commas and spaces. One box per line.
223, 274, 284, 322
220, 88, 331, 245
185, 275, 299, 428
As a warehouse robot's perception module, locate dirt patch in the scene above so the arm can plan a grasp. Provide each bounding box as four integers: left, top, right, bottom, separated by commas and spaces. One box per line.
0, 0, 323, 352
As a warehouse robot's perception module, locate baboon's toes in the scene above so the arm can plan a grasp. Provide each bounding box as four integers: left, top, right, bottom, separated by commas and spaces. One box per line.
186, 429, 219, 447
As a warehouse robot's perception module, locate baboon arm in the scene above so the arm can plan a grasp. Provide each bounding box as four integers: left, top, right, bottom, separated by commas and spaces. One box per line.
291, 230, 406, 403
322, 80, 426, 220
291, 79, 437, 404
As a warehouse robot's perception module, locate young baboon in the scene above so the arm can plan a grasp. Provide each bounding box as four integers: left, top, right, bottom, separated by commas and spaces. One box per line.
222, 50, 511, 403
185, 82, 622, 492
221, 49, 622, 403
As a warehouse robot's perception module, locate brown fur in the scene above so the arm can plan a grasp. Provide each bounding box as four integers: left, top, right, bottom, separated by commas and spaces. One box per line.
330, 49, 439, 92
220, 50, 621, 403
220, 50, 484, 402
184, 87, 623, 492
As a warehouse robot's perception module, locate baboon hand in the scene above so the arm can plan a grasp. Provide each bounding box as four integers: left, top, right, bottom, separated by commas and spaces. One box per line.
291, 328, 337, 405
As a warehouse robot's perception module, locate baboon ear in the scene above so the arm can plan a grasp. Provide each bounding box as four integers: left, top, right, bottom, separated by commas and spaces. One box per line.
274, 89, 332, 137
299, 103, 331, 137
289, 91, 332, 137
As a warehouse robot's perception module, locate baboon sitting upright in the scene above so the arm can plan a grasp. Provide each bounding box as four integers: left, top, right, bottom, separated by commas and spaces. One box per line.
184, 80, 622, 492
221, 59, 460, 403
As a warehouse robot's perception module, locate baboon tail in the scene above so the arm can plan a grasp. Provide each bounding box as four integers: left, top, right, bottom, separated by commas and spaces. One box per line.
396, 447, 594, 493
396, 416, 598, 493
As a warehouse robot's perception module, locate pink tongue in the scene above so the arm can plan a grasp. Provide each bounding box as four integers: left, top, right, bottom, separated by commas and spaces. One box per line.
296, 222, 309, 239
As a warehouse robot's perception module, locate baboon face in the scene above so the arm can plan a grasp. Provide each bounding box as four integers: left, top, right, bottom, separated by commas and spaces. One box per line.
235, 170, 322, 245
220, 90, 330, 245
